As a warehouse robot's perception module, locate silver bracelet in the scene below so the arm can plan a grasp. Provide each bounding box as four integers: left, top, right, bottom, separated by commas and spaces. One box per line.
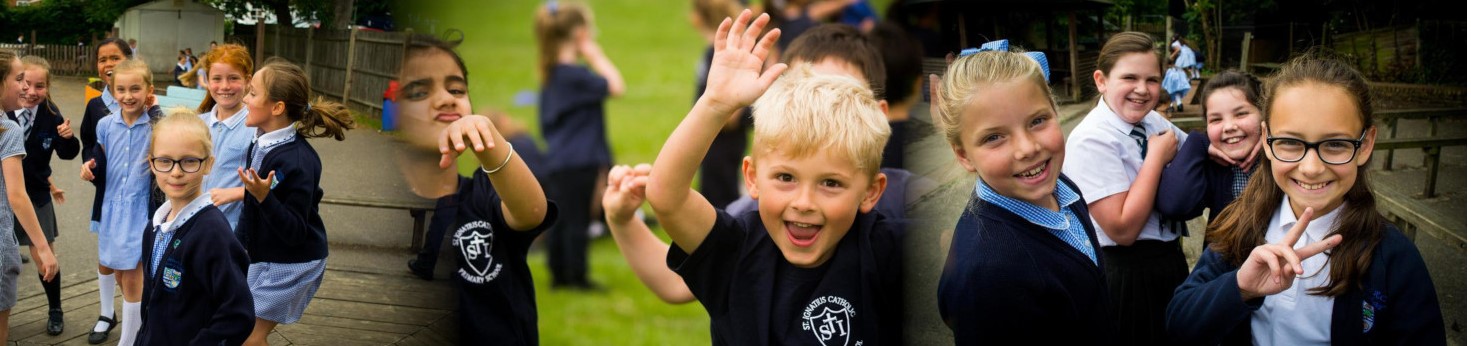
480, 142, 516, 175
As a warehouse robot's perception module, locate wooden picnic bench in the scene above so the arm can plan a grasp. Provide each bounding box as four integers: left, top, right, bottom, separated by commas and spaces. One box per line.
1375, 108, 1466, 171
321, 196, 437, 252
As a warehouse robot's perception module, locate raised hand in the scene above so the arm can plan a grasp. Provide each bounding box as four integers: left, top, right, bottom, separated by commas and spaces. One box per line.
238, 168, 276, 203
1236, 207, 1343, 300
699, 9, 787, 115
604, 164, 652, 224
57, 118, 73, 139
436, 115, 503, 169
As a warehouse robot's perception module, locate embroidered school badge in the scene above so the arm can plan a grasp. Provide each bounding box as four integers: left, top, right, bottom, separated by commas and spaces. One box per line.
172, 239, 181, 249
802, 296, 858, 346
452, 220, 502, 284
163, 267, 182, 290
1363, 289, 1388, 333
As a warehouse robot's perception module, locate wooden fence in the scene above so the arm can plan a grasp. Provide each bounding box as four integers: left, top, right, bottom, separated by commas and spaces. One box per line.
1332, 20, 1467, 84
234, 25, 407, 121
0, 43, 97, 77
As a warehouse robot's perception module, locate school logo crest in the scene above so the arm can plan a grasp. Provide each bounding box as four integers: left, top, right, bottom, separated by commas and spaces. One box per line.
802, 295, 859, 346
1363, 290, 1387, 333
453, 220, 502, 284
162, 267, 182, 290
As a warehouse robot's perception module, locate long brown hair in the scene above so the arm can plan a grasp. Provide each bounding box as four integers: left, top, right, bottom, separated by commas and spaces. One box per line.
533, 1, 593, 82
256, 59, 355, 140
1096, 31, 1162, 78
1197, 70, 1262, 120
1206, 51, 1383, 297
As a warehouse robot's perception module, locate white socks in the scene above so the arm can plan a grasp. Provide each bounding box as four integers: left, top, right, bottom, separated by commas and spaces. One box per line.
118, 300, 141, 346
94, 272, 116, 333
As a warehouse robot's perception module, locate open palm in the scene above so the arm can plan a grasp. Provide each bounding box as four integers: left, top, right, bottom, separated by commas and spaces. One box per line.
701, 10, 787, 113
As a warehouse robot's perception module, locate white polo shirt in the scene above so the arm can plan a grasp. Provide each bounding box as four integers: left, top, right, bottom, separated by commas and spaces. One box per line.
1062, 99, 1188, 246
1251, 196, 1338, 345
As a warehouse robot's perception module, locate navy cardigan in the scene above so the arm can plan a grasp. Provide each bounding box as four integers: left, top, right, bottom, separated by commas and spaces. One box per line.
139, 205, 254, 345
11, 100, 81, 208
237, 138, 329, 263
1166, 222, 1445, 345
937, 176, 1116, 344
1158, 131, 1247, 222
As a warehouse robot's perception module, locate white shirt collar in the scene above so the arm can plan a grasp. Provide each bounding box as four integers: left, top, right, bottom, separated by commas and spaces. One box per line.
255, 123, 297, 150
152, 193, 215, 234
1091, 98, 1167, 135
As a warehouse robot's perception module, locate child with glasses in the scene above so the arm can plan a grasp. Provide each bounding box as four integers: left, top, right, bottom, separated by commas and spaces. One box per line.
1166, 52, 1444, 344
137, 108, 252, 345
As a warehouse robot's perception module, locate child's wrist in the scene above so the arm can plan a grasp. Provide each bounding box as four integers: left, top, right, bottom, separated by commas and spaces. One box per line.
695, 98, 741, 121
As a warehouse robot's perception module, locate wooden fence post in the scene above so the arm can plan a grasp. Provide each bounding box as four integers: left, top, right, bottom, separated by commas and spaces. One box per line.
305, 28, 314, 78
342, 29, 358, 104
1068, 11, 1079, 101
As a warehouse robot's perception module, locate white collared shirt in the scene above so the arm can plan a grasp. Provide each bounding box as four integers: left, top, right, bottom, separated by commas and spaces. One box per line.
1062, 99, 1189, 246
1250, 196, 1339, 345
249, 124, 297, 171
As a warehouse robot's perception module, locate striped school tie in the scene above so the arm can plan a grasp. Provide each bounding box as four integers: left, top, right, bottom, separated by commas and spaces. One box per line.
1129, 123, 1148, 158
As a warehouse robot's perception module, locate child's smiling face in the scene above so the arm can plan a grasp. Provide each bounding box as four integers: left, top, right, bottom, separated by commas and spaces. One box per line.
111, 72, 150, 116
1204, 87, 1263, 162
743, 149, 885, 268
97, 43, 126, 86
951, 78, 1064, 209
151, 126, 211, 202
1094, 52, 1161, 124
207, 62, 248, 112
397, 49, 471, 151
1265, 82, 1376, 217
1, 57, 24, 112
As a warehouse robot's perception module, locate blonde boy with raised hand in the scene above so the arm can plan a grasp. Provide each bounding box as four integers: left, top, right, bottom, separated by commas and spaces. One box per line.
647, 10, 901, 345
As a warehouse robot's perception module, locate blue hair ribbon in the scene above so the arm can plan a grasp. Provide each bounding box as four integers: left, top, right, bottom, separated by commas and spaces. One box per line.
959, 39, 1051, 82
547, 0, 558, 15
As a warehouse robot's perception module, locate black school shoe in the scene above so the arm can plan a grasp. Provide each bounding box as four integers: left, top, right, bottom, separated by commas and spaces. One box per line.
45, 308, 63, 335
407, 258, 434, 281
87, 314, 116, 344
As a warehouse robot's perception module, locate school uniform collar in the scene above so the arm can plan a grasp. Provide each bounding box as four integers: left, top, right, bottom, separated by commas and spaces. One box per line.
101, 88, 117, 108
105, 106, 154, 128
152, 193, 214, 234
973, 177, 1080, 231
202, 105, 248, 130
1270, 196, 1341, 248
1091, 98, 1159, 135
255, 123, 296, 151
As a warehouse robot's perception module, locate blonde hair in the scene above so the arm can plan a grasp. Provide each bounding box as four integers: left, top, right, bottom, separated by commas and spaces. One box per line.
931, 50, 1057, 147
751, 65, 890, 176
148, 106, 215, 171
19, 56, 50, 83
113, 59, 153, 87
534, 1, 593, 81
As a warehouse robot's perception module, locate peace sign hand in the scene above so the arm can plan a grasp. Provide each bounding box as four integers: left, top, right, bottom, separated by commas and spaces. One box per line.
1235, 207, 1343, 300
238, 168, 276, 203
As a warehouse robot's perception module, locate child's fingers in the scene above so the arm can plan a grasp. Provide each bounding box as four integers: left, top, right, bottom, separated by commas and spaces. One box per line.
439, 153, 455, 169
1295, 234, 1343, 260
447, 125, 468, 152
475, 119, 498, 150
607, 165, 629, 188
1279, 207, 1315, 248
1260, 250, 1282, 285
438, 125, 453, 155
632, 163, 653, 175
714, 17, 733, 52
237, 167, 250, 183
464, 124, 487, 152
757, 63, 789, 89
728, 10, 752, 51
741, 13, 771, 52
752, 27, 782, 62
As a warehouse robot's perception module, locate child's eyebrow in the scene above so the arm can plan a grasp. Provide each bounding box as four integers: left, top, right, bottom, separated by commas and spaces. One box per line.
444, 75, 467, 84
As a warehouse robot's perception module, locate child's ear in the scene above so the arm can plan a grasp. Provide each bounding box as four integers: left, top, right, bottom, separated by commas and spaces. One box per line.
1092, 70, 1107, 92
1355, 125, 1378, 166
878, 100, 890, 119
741, 156, 759, 200
858, 171, 888, 213
950, 143, 977, 173
271, 101, 286, 117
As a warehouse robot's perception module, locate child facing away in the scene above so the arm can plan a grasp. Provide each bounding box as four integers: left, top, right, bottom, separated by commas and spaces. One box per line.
647, 11, 902, 344
0, 48, 61, 344
84, 59, 162, 346
136, 108, 253, 345
13, 56, 80, 336
1166, 53, 1444, 345
534, 0, 624, 290
234, 59, 354, 346
1060, 31, 1187, 345
1157, 70, 1265, 225
194, 44, 256, 231
391, 33, 556, 345
930, 42, 1113, 344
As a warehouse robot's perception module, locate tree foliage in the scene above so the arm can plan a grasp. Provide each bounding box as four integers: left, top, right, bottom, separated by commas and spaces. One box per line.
1, 0, 149, 44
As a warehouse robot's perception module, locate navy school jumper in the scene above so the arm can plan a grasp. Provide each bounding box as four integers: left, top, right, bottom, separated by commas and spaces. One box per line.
237, 138, 328, 263
1166, 222, 1445, 345
1157, 131, 1248, 222
937, 176, 1116, 344
139, 205, 254, 345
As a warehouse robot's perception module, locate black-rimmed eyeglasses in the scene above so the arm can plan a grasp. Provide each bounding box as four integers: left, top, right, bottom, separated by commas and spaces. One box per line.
1264, 125, 1367, 165
150, 157, 208, 173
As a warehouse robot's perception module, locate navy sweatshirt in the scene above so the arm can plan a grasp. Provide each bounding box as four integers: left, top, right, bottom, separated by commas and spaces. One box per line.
11, 100, 81, 208
82, 96, 108, 222
937, 176, 1116, 344
238, 138, 329, 263
139, 205, 254, 345
1158, 131, 1250, 222
1166, 222, 1445, 345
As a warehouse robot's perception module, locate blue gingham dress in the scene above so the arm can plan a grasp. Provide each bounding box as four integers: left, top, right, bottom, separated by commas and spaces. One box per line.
0, 119, 25, 310
244, 124, 326, 324
95, 111, 154, 270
